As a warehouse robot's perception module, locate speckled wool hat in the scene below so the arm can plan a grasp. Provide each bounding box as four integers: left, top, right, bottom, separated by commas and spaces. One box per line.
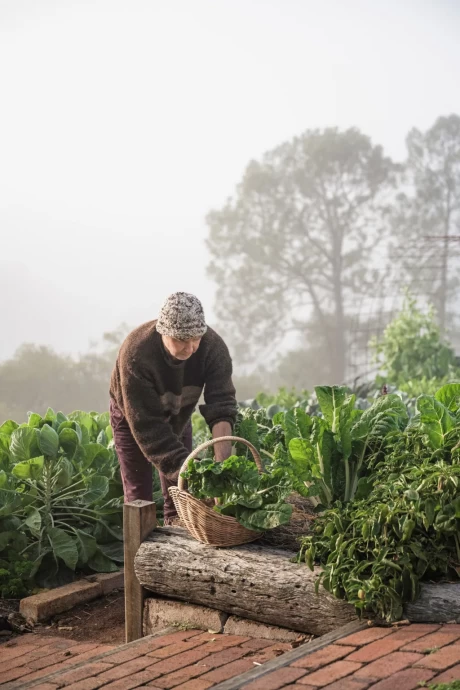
156, 292, 207, 340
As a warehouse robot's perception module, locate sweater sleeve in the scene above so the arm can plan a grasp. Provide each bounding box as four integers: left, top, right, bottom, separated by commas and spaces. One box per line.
199, 337, 238, 430
119, 356, 189, 478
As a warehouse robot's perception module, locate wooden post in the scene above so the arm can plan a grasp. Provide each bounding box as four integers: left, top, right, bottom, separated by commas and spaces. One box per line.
124, 500, 156, 643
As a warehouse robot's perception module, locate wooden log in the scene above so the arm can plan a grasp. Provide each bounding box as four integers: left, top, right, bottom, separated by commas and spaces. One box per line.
134, 527, 356, 636
123, 500, 156, 643
405, 582, 460, 623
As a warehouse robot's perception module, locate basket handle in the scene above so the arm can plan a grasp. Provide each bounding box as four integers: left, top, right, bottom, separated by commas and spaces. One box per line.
177, 436, 263, 491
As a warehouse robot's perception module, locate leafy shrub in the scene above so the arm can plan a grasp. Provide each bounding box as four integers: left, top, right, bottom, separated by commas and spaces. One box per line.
0, 555, 34, 598
298, 383, 460, 621
0, 408, 123, 590
371, 292, 459, 384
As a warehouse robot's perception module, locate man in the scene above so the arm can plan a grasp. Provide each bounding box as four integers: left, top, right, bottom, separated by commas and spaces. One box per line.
109, 292, 237, 525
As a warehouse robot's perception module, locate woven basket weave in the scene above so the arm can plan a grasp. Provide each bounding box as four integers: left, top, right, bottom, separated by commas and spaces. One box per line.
168, 436, 264, 547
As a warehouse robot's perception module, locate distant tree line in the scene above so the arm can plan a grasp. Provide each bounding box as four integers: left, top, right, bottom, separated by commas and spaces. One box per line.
207, 114, 460, 387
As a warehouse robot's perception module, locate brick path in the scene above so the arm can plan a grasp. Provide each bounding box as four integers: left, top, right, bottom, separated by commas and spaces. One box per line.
0, 628, 292, 690
2, 623, 460, 690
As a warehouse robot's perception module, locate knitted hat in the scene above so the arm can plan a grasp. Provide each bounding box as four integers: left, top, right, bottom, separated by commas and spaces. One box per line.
156, 292, 207, 340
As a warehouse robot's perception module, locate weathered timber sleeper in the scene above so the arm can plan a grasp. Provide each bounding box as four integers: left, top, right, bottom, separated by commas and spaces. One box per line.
134, 526, 357, 636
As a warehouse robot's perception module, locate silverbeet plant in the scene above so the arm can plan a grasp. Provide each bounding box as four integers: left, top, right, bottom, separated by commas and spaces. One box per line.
0, 409, 123, 589
286, 386, 409, 507
182, 455, 294, 531
298, 383, 460, 622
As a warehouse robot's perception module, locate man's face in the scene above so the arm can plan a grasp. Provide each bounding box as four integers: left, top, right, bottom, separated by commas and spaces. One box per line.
162, 335, 202, 361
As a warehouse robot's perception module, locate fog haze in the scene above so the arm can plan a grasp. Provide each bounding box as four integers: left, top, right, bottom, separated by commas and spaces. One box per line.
2, 0, 460, 360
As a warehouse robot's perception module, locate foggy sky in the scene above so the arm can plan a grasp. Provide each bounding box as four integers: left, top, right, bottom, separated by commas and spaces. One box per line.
2, 0, 460, 361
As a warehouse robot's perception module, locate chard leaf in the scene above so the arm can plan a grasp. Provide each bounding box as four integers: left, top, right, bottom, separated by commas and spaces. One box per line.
47, 527, 78, 570
0, 434, 10, 454
10, 427, 40, 462
417, 395, 454, 449
235, 417, 259, 454
99, 541, 124, 562
39, 424, 60, 458
59, 428, 80, 459
81, 475, 109, 504
75, 529, 98, 564
283, 408, 312, 445
238, 503, 293, 530
315, 386, 348, 433
435, 383, 460, 413
54, 458, 73, 488
81, 443, 110, 469
27, 413, 42, 428
24, 507, 42, 535
88, 549, 119, 572
12, 456, 44, 480
0, 420, 19, 437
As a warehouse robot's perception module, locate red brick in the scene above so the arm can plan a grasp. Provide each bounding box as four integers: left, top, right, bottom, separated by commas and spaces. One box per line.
197, 645, 248, 668
3, 641, 102, 674
298, 660, 362, 686
92, 657, 157, 683
98, 667, 167, 690
242, 667, 307, 689
146, 648, 212, 675
52, 661, 113, 685
64, 679, 104, 690
368, 667, 436, 690
347, 636, 410, 663
403, 628, 460, 653
0, 665, 35, 683
0, 644, 39, 661
415, 642, 460, 670
292, 644, 356, 669
148, 638, 208, 659
102, 647, 147, 664
200, 658, 255, 682
354, 651, 423, 680
173, 681, 213, 690
15, 663, 78, 684
320, 679, 370, 690
16, 648, 117, 684
430, 662, 460, 683
336, 627, 393, 646
241, 639, 274, 651
153, 663, 206, 688
26, 685, 60, 690
27, 644, 95, 671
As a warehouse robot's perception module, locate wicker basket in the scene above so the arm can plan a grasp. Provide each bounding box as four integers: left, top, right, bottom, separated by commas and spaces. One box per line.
168, 436, 264, 547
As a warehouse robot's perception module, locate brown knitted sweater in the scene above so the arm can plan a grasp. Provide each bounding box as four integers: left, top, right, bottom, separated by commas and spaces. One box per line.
109, 321, 237, 477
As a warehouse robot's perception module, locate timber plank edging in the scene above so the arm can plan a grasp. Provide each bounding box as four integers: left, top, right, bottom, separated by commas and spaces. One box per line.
211, 619, 368, 690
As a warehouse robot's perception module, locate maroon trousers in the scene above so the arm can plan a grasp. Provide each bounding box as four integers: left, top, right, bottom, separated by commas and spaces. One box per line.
109, 399, 192, 521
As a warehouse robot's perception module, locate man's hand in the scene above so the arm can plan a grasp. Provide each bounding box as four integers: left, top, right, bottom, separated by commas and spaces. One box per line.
212, 421, 233, 462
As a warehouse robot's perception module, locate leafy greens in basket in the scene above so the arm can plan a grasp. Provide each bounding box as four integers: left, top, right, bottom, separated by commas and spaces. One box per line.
181, 455, 293, 531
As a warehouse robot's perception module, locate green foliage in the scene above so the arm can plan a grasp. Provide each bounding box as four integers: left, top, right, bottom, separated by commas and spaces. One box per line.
299, 385, 460, 621
287, 386, 408, 507
182, 455, 293, 531
371, 292, 459, 385
0, 409, 123, 590
426, 681, 460, 690
0, 555, 34, 598
255, 388, 309, 410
